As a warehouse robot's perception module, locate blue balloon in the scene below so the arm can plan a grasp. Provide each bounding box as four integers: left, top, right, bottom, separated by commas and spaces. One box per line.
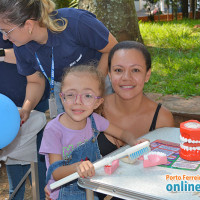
0, 94, 20, 149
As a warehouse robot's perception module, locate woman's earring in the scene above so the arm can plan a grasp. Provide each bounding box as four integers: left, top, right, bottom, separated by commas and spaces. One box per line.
29, 30, 32, 34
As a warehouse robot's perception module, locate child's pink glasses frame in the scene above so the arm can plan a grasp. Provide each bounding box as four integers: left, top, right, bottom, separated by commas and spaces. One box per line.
60, 92, 102, 106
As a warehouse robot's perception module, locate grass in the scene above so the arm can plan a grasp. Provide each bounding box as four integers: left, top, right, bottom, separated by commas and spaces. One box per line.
139, 19, 200, 98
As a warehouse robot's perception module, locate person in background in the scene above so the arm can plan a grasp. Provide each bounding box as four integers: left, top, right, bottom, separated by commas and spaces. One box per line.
0, 33, 49, 200
0, 0, 117, 122
40, 65, 146, 200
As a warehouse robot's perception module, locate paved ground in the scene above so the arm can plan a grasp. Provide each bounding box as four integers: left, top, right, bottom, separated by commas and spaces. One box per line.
0, 162, 32, 199
0, 93, 200, 199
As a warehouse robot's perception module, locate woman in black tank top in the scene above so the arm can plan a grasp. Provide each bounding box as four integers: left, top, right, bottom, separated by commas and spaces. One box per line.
96, 42, 174, 200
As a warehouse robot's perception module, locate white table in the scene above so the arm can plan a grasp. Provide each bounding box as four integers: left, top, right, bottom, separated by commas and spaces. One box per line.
78, 127, 200, 200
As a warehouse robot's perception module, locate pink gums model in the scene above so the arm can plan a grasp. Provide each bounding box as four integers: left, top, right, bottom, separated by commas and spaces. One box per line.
104, 159, 119, 174
141, 152, 167, 168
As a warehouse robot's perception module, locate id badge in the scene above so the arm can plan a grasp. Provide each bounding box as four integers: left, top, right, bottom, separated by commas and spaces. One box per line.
49, 95, 57, 119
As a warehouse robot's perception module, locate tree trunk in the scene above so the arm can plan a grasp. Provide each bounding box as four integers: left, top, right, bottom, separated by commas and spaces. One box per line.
191, 0, 197, 19
78, 0, 143, 43
182, 0, 189, 18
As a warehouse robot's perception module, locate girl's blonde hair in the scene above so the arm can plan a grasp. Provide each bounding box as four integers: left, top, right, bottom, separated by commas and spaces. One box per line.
0, 0, 67, 32
61, 65, 105, 97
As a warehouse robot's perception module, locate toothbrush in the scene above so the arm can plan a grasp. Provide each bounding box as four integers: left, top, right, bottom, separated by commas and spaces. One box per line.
50, 141, 150, 190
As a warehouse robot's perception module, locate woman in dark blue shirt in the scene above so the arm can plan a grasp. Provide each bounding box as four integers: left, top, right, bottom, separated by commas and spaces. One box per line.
0, 34, 49, 200
0, 0, 117, 122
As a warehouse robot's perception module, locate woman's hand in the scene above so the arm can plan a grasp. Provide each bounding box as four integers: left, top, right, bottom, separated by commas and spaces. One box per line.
76, 160, 95, 178
19, 108, 31, 126
136, 138, 150, 144
128, 137, 150, 147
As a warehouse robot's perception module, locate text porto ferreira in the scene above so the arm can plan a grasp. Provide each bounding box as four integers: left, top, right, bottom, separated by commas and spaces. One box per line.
165, 174, 200, 192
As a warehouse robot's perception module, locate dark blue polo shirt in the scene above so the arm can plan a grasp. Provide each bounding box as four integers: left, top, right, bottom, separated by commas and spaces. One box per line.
0, 34, 49, 109
14, 8, 109, 82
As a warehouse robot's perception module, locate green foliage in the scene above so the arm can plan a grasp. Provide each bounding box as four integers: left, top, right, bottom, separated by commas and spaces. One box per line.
54, 0, 78, 9
139, 19, 200, 98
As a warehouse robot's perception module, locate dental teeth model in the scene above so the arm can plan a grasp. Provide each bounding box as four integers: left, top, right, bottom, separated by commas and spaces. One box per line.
179, 120, 200, 161
104, 160, 119, 174
140, 151, 167, 168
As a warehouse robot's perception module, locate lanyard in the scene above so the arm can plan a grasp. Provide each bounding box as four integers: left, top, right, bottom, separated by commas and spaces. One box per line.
35, 47, 55, 95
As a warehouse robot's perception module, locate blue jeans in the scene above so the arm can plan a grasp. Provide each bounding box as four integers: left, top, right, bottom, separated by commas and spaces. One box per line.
6, 164, 31, 200
6, 99, 49, 200
6, 129, 46, 200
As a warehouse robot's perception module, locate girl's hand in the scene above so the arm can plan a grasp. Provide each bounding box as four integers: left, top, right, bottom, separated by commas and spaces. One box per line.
76, 160, 95, 178
19, 108, 31, 126
44, 185, 51, 200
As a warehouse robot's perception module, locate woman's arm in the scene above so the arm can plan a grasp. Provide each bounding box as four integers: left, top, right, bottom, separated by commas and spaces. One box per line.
4, 49, 16, 64
105, 123, 147, 147
20, 71, 45, 123
97, 32, 118, 76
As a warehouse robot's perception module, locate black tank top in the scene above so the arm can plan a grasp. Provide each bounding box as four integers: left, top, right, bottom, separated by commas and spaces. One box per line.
149, 103, 162, 131
98, 103, 162, 157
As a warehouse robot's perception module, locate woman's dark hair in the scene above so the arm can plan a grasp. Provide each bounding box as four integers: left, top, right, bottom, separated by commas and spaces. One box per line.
108, 41, 151, 72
